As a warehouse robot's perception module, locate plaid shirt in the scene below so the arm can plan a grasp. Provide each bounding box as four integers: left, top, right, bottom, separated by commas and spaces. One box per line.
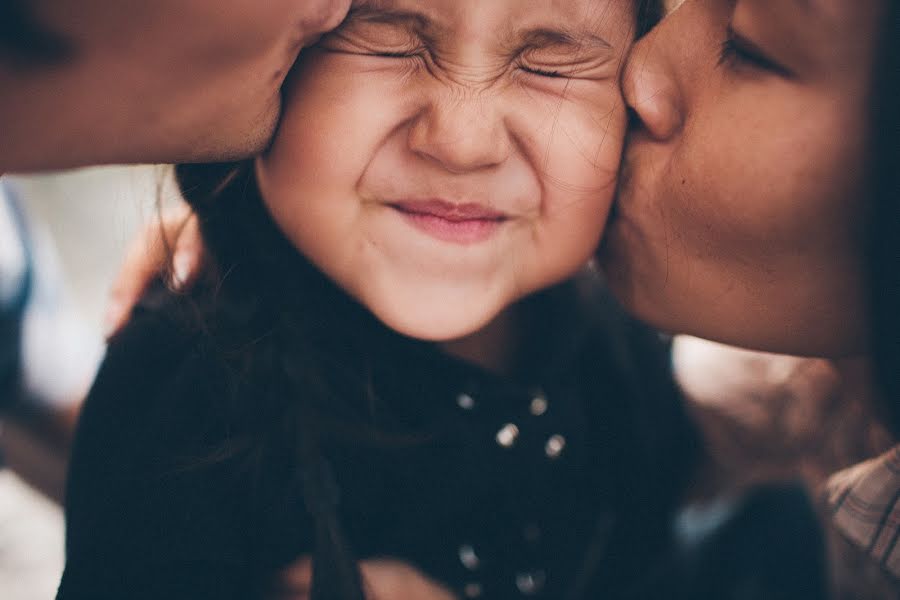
826, 445, 900, 580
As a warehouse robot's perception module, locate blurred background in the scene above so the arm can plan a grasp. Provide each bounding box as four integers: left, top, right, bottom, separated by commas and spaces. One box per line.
2, 166, 162, 600
10, 166, 162, 330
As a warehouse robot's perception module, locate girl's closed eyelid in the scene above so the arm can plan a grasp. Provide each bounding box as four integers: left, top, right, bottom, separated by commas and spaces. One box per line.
517, 45, 619, 83
319, 21, 425, 57
514, 28, 612, 54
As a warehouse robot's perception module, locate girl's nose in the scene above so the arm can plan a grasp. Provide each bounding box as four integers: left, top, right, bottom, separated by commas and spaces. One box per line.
407, 96, 510, 174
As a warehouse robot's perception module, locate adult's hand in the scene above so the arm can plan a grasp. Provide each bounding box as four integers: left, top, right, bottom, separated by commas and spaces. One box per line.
104, 206, 203, 338
0, 0, 352, 172
272, 557, 458, 600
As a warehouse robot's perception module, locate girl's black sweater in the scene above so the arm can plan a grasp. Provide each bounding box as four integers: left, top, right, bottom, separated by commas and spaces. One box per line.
57, 280, 698, 600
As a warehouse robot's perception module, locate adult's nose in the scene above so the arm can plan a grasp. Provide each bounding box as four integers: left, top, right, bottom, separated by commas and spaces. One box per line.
622, 9, 687, 142
407, 93, 511, 174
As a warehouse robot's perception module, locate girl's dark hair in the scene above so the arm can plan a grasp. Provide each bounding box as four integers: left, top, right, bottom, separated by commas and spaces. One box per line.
869, 0, 900, 437
637, 0, 664, 37
175, 161, 371, 600
0, 0, 71, 67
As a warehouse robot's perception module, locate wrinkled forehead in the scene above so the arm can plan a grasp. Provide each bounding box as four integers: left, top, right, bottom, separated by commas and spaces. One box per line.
347, 0, 635, 47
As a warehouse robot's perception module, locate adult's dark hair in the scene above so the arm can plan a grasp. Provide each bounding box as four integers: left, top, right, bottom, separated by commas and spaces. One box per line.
868, 0, 900, 437
636, 0, 664, 37
0, 0, 71, 66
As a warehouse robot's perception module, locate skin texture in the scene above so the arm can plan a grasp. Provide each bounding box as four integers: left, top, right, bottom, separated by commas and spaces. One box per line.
256, 0, 635, 342
600, 0, 883, 357
0, 0, 351, 172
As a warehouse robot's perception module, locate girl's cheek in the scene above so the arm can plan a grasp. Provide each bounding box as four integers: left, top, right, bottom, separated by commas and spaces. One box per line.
548, 85, 626, 191
272, 58, 408, 166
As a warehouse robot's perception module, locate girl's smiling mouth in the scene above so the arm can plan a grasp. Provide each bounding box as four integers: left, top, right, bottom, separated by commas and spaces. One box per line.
388, 199, 509, 245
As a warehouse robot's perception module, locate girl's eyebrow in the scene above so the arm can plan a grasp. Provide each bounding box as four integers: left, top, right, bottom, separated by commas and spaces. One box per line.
345, 1, 614, 52
346, 2, 430, 30
518, 28, 612, 51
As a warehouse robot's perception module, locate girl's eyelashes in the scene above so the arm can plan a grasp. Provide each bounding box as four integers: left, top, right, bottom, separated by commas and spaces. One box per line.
520, 65, 566, 78
319, 41, 425, 62
371, 49, 423, 59
718, 26, 793, 78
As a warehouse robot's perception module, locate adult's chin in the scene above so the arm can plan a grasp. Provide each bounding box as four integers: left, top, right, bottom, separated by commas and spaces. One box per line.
174, 96, 282, 165
597, 223, 642, 317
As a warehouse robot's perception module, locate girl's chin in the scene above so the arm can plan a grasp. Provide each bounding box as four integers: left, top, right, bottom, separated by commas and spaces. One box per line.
352, 279, 510, 343
378, 315, 495, 344
368, 303, 500, 344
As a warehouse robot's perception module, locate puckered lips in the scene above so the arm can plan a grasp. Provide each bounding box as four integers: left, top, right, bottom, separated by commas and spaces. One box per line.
387, 199, 509, 245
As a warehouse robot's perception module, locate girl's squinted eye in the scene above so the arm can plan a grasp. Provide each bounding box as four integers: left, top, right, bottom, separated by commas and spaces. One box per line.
515, 39, 614, 83
318, 13, 621, 87
319, 20, 426, 61
519, 66, 565, 79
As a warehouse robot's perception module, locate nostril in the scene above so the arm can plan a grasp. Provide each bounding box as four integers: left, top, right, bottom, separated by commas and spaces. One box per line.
627, 107, 642, 132
625, 87, 682, 141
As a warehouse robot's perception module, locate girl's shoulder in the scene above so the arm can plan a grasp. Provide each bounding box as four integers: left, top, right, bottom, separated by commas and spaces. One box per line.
81, 285, 229, 446
64, 285, 252, 570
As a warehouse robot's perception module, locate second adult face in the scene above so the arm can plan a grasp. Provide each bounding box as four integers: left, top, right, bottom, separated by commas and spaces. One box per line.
601, 0, 883, 357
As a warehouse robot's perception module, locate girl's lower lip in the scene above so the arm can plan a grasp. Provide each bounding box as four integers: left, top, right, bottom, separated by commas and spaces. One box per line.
392, 207, 504, 245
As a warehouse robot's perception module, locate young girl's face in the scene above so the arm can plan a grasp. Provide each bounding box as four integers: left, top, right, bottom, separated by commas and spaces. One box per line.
257, 0, 635, 341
